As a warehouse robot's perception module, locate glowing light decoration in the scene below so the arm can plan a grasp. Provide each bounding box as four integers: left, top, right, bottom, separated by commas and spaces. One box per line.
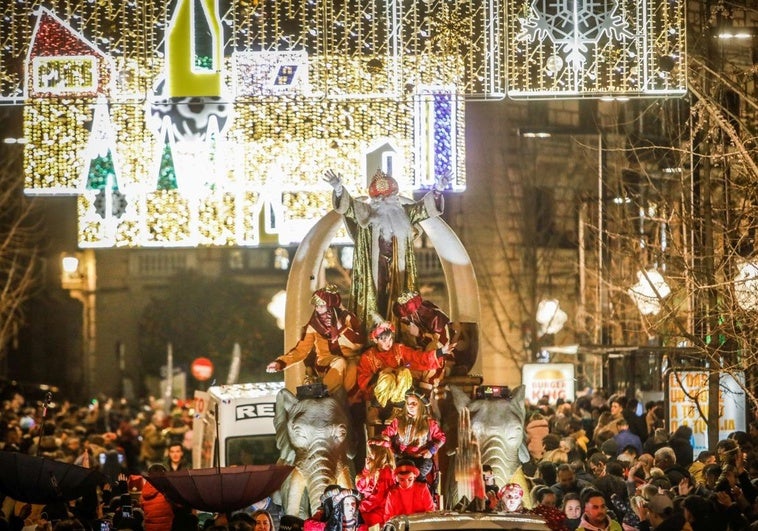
414, 86, 459, 189
166, 0, 223, 98
733, 261, 758, 312
234, 51, 310, 97
628, 269, 671, 316
507, 0, 687, 98
10, 0, 477, 248
25, 9, 113, 99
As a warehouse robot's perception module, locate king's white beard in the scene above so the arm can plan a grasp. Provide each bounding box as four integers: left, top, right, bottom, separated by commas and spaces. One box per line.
368, 197, 415, 288
370, 197, 414, 242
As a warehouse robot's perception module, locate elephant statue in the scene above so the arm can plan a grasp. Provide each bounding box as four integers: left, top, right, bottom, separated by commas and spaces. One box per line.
436, 385, 531, 509
275, 389, 355, 518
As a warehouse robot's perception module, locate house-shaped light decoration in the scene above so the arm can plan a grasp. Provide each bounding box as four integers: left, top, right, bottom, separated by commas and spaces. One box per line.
26, 7, 113, 99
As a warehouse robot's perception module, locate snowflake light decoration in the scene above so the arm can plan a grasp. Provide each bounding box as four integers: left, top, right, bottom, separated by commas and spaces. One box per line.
518, 0, 633, 71
507, 0, 686, 98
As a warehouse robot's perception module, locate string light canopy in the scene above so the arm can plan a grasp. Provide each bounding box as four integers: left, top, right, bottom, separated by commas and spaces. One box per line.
13, 2, 470, 247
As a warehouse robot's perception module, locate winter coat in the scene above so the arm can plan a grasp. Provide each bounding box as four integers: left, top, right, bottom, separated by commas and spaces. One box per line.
140, 481, 174, 531
526, 418, 550, 460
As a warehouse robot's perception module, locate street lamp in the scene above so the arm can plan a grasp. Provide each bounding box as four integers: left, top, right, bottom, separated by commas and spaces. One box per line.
60, 251, 97, 398
628, 269, 670, 316
732, 260, 758, 311
536, 298, 567, 336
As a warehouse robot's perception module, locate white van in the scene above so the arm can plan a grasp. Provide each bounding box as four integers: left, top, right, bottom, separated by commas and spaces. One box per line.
192, 381, 284, 468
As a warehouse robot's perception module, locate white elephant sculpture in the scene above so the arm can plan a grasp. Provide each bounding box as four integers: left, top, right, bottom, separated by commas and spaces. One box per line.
275, 389, 355, 518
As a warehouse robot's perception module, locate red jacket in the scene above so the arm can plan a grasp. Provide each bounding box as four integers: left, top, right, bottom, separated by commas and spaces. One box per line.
357, 344, 441, 397
381, 418, 446, 457
140, 482, 174, 531
356, 466, 395, 527
384, 482, 435, 522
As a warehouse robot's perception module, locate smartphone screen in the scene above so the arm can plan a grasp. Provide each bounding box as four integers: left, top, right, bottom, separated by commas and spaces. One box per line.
121, 506, 132, 519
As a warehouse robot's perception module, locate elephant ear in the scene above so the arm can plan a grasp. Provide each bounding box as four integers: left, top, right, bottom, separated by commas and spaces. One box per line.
508, 385, 526, 424
508, 385, 530, 463
449, 384, 472, 412
275, 388, 298, 464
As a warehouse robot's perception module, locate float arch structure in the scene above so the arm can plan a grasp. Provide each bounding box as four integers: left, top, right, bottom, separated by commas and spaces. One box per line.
283, 209, 481, 390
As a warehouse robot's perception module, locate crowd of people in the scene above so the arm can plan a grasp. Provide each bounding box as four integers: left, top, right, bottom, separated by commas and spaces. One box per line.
2, 381, 758, 531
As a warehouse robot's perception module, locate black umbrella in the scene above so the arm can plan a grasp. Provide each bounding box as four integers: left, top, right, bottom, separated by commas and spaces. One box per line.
145, 464, 294, 514
0, 451, 107, 505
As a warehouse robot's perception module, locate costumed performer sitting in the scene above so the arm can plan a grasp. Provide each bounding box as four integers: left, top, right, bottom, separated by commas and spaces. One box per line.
266, 285, 365, 398
393, 291, 456, 392
383, 460, 436, 522
305, 487, 367, 531
378, 388, 445, 485
496, 483, 526, 513
357, 321, 455, 417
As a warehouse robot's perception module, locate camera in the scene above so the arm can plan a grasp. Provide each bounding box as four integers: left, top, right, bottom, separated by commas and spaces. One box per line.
121, 505, 132, 519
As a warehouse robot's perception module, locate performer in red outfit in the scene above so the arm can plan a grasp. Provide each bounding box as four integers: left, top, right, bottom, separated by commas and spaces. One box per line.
356, 439, 396, 527
267, 285, 364, 397
357, 322, 454, 408
384, 460, 436, 522
380, 388, 445, 483
393, 291, 456, 393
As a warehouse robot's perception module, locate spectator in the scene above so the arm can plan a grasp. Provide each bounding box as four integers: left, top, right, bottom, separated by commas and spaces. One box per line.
252, 510, 275, 531
643, 429, 669, 456
139, 410, 168, 470
165, 441, 189, 471
527, 412, 550, 461
561, 492, 582, 531
612, 418, 642, 456
668, 426, 694, 468
140, 465, 174, 531
688, 450, 716, 487
653, 446, 692, 488
551, 464, 592, 508
576, 488, 622, 531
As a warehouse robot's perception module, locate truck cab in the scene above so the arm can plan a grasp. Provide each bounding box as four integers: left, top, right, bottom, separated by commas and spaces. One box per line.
192, 382, 284, 468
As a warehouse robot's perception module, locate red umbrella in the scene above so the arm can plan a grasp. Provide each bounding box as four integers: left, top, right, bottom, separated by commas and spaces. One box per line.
0, 451, 106, 505
144, 464, 293, 514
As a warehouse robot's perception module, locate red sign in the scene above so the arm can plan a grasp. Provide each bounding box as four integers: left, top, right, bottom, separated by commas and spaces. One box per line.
191, 357, 214, 381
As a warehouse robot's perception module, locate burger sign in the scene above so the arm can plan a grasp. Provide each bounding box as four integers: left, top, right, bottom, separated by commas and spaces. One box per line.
522, 363, 575, 405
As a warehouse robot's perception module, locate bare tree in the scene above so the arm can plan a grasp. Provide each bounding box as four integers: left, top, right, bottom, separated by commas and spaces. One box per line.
574, 1, 758, 445
0, 110, 40, 372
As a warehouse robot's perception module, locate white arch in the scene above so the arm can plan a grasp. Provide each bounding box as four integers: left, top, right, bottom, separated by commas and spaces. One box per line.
283, 210, 481, 390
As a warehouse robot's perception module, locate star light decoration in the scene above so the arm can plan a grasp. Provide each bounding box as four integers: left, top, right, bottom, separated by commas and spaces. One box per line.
733, 262, 758, 312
